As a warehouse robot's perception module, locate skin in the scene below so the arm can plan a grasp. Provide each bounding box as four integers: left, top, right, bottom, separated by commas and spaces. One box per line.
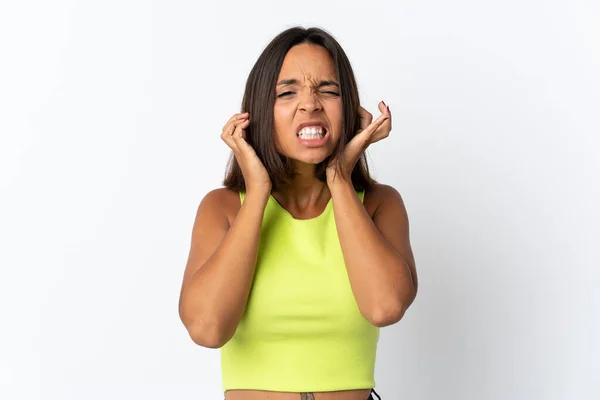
270, 43, 344, 213
179, 43, 418, 400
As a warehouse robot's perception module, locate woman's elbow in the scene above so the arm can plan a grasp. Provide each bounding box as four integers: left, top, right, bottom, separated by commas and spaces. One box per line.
369, 290, 416, 327
369, 303, 406, 327
186, 322, 231, 349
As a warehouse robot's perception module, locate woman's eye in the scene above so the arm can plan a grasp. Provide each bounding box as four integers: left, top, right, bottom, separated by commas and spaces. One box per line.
277, 91, 339, 98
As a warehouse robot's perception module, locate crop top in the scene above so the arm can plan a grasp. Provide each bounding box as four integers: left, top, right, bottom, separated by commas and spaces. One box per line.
220, 190, 379, 392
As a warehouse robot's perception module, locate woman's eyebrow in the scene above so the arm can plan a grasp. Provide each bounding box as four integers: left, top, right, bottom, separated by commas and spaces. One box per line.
276, 78, 339, 88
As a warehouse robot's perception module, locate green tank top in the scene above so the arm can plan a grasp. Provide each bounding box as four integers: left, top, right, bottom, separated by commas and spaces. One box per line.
220, 190, 379, 392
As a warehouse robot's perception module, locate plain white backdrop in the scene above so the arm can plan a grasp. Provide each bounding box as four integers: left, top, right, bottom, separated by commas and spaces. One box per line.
1, 0, 599, 399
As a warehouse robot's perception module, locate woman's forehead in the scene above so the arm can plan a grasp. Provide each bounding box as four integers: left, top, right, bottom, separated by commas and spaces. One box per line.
278, 44, 337, 82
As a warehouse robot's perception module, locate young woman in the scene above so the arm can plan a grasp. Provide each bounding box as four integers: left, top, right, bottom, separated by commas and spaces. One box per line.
179, 26, 418, 400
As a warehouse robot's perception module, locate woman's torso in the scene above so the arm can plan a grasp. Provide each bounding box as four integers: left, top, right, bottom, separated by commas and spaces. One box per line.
218, 187, 382, 400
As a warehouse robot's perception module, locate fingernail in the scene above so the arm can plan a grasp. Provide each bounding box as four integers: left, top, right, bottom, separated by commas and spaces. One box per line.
386, 105, 390, 112
382, 100, 386, 106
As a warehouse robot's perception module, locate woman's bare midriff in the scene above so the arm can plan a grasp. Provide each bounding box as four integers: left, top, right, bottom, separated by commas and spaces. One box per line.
225, 389, 372, 400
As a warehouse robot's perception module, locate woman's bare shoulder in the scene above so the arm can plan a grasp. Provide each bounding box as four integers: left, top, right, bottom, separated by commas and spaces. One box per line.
201, 187, 242, 226
363, 183, 402, 219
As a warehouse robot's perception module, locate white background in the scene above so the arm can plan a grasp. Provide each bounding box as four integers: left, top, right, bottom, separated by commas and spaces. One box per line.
1, 0, 599, 399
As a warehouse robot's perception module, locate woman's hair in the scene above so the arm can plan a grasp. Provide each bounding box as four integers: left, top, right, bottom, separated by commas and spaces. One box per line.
223, 26, 376, 192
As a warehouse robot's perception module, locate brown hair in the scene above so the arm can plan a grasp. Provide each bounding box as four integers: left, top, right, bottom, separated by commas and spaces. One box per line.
223, 26, 376, 192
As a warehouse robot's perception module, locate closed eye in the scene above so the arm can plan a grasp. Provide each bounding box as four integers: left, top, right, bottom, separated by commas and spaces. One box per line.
277, 91, 339, 98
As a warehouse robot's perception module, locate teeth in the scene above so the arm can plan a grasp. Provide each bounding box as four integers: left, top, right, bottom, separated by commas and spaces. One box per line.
298, 126, 325, 139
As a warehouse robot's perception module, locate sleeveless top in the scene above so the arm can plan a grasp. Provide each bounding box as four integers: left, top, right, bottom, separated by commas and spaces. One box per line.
220, 190, 379, 392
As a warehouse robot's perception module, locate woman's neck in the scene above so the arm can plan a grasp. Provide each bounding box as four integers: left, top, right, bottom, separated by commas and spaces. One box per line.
273, 163, 330, 206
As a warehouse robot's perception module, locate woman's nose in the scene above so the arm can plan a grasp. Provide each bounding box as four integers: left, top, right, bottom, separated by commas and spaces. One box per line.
298, 90, 322, 112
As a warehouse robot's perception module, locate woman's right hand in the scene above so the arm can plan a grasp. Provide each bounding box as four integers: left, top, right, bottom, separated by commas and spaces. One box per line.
221, 112, 272, 195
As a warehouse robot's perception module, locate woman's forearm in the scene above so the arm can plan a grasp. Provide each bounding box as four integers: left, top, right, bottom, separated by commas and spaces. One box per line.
329, 180, 416, 327
179, 192, 268, 348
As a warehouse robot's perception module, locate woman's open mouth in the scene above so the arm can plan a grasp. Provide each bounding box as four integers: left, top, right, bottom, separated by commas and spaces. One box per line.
297, 126, 329, 147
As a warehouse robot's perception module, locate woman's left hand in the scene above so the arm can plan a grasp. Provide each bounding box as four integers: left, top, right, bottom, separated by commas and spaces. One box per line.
326, 101, 392, 185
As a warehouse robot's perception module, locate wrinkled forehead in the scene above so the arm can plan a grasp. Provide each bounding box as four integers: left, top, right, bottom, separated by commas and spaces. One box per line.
277, 44, 338, 85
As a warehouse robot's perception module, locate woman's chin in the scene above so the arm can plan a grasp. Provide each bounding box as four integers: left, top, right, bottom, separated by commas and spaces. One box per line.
293, 154, 329, 165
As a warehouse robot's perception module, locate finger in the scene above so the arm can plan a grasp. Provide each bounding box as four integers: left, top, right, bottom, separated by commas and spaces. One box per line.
370, 104, 392, 143
348, 113, 388, 152
378, 101, 390, 115
231, 119, 251, 150
221, 128, 239, 152
222, 116, 249, 138
345, 106, 391, 158
233, 118, 250, 138
221, 118, 249, 152
223, 114, 249, 133
357, 106, 373, 132
362, 113, 389, 137
380, 101, 392, 132
379, 101, 391, 127
222, 112, 249, 131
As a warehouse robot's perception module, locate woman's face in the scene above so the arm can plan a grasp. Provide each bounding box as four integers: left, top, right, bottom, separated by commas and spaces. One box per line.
273, 43, 343, 165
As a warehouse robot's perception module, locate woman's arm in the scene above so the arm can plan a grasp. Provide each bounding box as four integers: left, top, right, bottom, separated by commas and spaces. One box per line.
330, 181, 418, 327
178, 188, 269, 348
